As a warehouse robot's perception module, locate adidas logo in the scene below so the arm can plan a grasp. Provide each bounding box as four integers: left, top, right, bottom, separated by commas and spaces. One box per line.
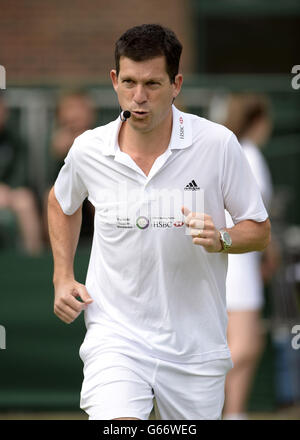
184, 180, 200, 191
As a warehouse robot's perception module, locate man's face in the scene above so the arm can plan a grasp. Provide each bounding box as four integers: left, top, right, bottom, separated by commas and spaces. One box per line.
110, 56, 182, 133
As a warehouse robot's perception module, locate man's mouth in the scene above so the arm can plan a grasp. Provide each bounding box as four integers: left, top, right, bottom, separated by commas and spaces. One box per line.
132, 110, 149, 117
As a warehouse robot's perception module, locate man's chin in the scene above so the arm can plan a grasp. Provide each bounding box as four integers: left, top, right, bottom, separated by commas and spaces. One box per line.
129, 118, 153, 133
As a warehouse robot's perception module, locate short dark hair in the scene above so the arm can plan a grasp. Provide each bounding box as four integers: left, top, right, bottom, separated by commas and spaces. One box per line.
115, 24, 182, 83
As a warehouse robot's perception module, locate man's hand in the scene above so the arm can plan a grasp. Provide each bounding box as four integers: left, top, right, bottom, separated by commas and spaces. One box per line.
54, 279, 93, 324
182, 206, 222, 253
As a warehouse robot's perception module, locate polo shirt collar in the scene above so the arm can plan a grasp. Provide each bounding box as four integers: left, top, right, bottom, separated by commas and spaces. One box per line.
169, 105, 193, 150
102, 104, 192, 157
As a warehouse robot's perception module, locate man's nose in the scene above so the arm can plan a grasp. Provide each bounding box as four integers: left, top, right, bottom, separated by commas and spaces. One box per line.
133, 85, 147, 104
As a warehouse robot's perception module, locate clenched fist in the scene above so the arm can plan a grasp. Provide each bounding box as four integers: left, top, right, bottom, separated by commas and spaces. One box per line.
54, 279, 93, 324
182, 206, 222, 253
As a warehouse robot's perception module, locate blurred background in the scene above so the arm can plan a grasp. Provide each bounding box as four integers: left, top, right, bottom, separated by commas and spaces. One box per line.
0, 0, 300, 420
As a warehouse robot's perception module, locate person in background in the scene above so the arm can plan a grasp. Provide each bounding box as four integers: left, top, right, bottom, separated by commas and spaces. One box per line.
0, 93, 43, 255
43, 90, 96, 244
49, 90, 96, 181
222, 93, 280, 420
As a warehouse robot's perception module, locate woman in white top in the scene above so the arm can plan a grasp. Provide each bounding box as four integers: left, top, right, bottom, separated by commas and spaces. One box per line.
222, 94, 275, 419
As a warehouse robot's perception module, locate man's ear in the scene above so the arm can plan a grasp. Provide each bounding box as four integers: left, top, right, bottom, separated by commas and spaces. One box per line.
173, 73, 183, 100
110, 70, 118, 92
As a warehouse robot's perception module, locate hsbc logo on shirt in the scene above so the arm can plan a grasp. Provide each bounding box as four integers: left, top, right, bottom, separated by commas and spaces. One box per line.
152, 219, 174, 228
120, 216, 182, 230
179, 116, 184, 140
136, 217, 184, 229
173, 221, 185, 227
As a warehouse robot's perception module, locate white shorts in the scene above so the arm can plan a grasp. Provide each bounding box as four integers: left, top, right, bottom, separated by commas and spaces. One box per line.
79, 334, 233, 420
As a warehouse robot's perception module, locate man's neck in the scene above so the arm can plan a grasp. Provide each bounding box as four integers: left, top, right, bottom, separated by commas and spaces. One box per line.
118, 110, 173, 158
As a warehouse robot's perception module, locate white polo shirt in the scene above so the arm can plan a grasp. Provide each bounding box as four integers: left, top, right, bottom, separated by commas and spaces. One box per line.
54, 105, 268, 364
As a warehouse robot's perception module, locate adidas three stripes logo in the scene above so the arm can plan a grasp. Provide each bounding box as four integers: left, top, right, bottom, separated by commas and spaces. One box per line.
184, 180, 200, 191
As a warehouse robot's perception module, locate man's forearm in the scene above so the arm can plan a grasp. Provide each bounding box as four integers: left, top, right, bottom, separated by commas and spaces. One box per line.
48, 187, 82, 283
223, 218, 271, 254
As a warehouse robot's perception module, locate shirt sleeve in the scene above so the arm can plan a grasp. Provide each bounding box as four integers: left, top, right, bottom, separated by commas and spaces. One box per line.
222, 133, 269, 224
54, 144, 88, 215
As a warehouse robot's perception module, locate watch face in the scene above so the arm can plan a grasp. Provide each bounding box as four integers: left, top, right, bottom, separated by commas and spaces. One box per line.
223, 231, 232, 246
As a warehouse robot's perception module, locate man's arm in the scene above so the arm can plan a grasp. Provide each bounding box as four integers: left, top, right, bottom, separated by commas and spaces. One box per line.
219, 218, 271, 253
182, 206, 271, 254
48, 187, 93, 323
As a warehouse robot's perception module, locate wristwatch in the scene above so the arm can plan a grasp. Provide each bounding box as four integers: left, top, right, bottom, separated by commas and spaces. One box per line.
219, 229, 232, 252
